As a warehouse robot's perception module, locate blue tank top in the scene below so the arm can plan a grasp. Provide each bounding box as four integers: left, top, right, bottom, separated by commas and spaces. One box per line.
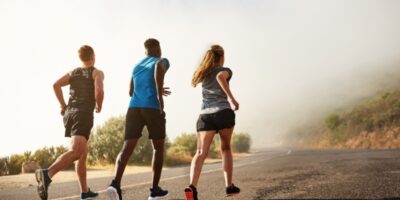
129, 57, 170, 109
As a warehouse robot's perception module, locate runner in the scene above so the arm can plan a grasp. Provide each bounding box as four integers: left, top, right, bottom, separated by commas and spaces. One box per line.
35, 45, 104, 200
106, 38, 170, 200
184, 45, 241, 200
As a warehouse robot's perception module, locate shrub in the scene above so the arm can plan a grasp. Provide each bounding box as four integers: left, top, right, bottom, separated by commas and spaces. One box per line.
165, 145, 192, 166
7, 154, 25, 175
0, 157, 8, 176
325, 114, 342, 131
32, 146, 70, 169
232, 132, 251, 153
167, 133, 221, 161
88, 115, 158, 165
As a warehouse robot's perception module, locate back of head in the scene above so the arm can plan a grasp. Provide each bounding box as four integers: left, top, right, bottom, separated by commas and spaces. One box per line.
192, 45, 224, 87
144, 38, 161, 57
78, 45, 95, 62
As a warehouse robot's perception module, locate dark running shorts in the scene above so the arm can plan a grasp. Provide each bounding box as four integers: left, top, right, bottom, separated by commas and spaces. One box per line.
125, 108, 166, 140
197, 109, 235, 132
63, 108, 94, 140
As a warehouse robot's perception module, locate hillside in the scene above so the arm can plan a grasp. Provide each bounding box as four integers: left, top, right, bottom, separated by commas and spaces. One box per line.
297, 90, 400, 149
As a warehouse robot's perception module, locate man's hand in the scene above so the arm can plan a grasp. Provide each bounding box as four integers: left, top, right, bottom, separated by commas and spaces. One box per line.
162, 87, 171, 96
95, 104, 102, 113
53, 73, 70, 117
93, 69, 104, 113
60, 105, 67, 116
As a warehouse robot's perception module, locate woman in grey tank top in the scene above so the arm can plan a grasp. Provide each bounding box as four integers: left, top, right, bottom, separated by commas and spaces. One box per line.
184, 45, 240, 200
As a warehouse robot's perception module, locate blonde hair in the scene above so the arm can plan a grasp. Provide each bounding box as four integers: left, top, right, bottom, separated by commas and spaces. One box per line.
192, 45, 224, 87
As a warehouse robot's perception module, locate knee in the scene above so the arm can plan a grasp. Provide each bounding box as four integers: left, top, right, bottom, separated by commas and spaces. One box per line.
196, 149, 208, 159
220, 144, 231, 152
153, 146, 164, 153
70, 149, 84, 160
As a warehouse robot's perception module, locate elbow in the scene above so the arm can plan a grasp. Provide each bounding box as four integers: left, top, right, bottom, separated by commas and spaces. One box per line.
53, 82, 59, 89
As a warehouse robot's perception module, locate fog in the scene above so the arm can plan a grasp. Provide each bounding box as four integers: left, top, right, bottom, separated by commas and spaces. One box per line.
212, 0, 400, 147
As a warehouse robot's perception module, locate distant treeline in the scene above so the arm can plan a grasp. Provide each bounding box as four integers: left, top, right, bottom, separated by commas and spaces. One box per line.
0, 116, 251, 176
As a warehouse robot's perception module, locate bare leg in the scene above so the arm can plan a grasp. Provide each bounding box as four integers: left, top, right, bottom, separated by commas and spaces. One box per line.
75, 142, 89, 193
113, 139, 139, 186
151, 139, 165, 188
48, 136, 87, 178
189, 131, 216, 187
219, 128, 234, 187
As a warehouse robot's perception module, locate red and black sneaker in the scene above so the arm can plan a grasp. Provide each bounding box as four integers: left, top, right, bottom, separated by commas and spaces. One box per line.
226, 184, 240, 197
184, 185, 198, 200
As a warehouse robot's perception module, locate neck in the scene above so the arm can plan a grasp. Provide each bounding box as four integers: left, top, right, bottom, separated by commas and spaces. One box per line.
82, 62, 93, 68
147, 54, 160, 58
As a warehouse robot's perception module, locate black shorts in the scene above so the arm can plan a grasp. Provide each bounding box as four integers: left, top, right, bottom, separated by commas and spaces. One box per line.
197, 109, 235, 132
125, 108, 166, 140
63, 108, 94, 140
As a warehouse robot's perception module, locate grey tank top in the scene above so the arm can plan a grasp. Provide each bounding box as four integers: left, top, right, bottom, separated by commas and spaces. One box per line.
200, 66, 233, 114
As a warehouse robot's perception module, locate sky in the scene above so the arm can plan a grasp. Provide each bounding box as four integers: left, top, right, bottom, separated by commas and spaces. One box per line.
1, 0, 400, 156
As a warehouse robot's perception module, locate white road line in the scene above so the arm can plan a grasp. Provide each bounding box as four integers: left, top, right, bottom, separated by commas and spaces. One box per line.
52, 149, 292, 200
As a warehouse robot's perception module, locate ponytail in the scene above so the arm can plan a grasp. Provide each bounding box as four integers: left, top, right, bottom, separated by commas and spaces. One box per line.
192, 45, 224, 87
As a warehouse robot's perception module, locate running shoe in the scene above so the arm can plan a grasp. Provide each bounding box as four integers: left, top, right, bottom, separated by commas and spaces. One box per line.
148, 186, 168, 200
106, 180, 122, 200
35, 169, 52, 200
81, 188, 98, 199
184, 184, 198, 200
226, 184, 240, 196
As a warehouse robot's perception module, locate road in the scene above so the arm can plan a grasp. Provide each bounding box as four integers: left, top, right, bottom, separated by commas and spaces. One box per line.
0, 149, 399, 200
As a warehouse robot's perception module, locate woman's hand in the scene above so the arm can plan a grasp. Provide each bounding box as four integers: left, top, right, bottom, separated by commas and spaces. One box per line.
230, 98, 239, 111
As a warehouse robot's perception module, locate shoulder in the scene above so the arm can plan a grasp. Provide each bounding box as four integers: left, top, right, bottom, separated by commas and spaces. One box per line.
92, 68, 104, 79
156, 58, 170, 71
216, 67, 233, 79
68, 67, 81, 76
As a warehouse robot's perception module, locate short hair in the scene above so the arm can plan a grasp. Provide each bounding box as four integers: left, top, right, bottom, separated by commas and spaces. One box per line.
78, 45, 94, 62
144, 38, 160, 50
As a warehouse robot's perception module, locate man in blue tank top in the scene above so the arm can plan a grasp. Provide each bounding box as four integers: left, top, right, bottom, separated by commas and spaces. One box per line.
107, 38, 170, 200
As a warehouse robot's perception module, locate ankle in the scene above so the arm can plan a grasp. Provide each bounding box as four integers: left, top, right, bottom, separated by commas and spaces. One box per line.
112, 179, 121, 188
189, 184, 197, 190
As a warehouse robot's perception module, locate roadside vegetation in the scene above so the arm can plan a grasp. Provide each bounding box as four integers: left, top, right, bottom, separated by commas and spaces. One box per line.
299, 90, 400, 148
1, 115, 251, 176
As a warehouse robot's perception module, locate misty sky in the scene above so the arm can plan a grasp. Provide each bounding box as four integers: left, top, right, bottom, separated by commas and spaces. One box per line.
1, 0, 400, 156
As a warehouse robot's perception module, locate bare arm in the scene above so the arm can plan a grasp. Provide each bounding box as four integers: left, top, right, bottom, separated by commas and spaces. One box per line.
129, 78, 134, 97
154, 60, 168, 113
216, 71, 239, 111
53, 73, 70, 115
93, 69, 105, 113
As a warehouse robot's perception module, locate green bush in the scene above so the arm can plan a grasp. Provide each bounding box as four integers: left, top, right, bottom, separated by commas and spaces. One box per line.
128, 129, 154, 165
173, 133, 219, 157
232, 132, 251, 153
325, 114, 342, 131
165, 145, 192, 166
7, 154, 25, 175
32, 146, 70, 169
0, 157, 7, 176
88, 115, 159, 166
170, 133, 198, 156
88, 116, 125, 165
